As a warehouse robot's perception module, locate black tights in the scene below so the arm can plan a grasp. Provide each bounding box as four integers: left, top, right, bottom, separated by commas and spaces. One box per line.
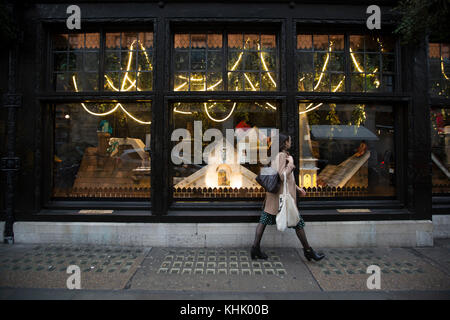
253, 223, 311, 250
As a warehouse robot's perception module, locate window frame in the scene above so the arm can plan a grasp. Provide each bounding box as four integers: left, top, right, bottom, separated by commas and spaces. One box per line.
294, 29, 399, 94
34, 17, 416, 221
41, 22, 156, 211
47, 25, 155, 94
428, 42, 450, 214
169, 21, 283, 93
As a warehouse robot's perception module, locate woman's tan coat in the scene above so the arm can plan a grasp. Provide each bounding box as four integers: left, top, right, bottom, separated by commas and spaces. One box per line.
263, 151, 297, 215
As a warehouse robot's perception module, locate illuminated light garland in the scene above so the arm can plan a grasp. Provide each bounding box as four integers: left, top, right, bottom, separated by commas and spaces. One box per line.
349, 47, 364, 73
441, 56, 449, 80
174, 106, 193, 114
174, 37, 278, 93
300, 76, 345, 115
72, 75, 151, 125
300, 103, 323, 115
313, 41, 333, 90
204, 102, 237, 122
244, 73, 258, 91
116, 103, 151, 125
174, 82, 188, 91
104, 40, 153, 92
258, 44, 277, 88
265, 102, 277, 110
178, 75, 205, 82
207, 79, 223, 90
349, 48, 380, 88
173, 102, 193, 115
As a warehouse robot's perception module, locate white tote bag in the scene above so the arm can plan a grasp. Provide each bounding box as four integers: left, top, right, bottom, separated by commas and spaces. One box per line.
276, 172, 300, 231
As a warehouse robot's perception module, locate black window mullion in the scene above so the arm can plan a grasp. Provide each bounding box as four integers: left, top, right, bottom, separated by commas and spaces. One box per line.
188, 33, 192, 91
344, 33, 351, 93
223, 30, 228, 91
258, 32, 261, 92
241, 33, 245, 90
205, 33, 209, 90
99, 28, 105, 92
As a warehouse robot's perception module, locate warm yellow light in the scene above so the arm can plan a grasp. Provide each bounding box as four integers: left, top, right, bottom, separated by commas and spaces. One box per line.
265, 102, 277, 110
442, 56, 449, 80
174, 82, 188, 91
244, 73, 257, 91
174, 107, 193, 114
299, 76, 344, 115
258, 44, 277, 87
72, 75, 151, 125
313, 42, 332, 90
349, 47, 364, 73
204, 102, 236, 122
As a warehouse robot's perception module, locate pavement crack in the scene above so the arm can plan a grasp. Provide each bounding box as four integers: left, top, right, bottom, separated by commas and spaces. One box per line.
124, 247, 152, 290
294, 248, 324, 292
408, 247, 450, 277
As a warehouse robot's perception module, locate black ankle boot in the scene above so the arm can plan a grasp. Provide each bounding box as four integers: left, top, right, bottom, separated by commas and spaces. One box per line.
251, 246, 268, 260
303, 247, 325, 262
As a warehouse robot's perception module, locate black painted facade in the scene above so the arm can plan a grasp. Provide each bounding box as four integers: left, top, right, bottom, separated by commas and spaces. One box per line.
1, 0, 448, 238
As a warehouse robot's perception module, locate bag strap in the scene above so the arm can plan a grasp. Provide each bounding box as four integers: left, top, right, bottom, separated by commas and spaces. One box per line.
283, 171, 287, 197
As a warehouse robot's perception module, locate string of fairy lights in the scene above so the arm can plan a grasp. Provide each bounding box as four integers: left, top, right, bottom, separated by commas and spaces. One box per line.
71, 36, 448, 125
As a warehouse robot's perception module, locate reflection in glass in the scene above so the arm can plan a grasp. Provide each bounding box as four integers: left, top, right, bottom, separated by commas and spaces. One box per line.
53, 102, 151, 199
298, 103, 395, 197
104, 32, 153, 92
297, 34, 345, 92
429, 43, 450, 98
171, 101, 279, 200
173, 33, 224, 91
431, 107, 450, 194
227, 33, 278, 91
349, 35, 395, 92
52, 33, 100, 92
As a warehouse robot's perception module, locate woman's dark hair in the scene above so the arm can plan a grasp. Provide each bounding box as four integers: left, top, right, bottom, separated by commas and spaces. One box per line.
278, 132, 291, 153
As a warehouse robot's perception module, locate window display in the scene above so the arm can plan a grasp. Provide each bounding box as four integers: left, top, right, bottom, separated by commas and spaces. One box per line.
296, 34, 395, 93
52, 102, 151, 198
52, 33, 100, 91
171, 101, 279, 200
105, 32, 153, 92
349, 35, 395, 92
52, 31, 153, 92
173, 33, 223, 91
297, 34, 345, 92
228, 33, 277, 91
298, 103, 395, 197
431, 107, 450, 194
173, 32, 278, 91
429, 43, 450, 98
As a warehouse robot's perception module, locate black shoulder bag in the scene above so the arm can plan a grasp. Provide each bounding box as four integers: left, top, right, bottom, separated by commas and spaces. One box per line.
255, 166, 281, 193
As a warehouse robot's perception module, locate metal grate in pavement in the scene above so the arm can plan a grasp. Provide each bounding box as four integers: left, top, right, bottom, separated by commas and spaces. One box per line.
157, 249, 287, 276
316, 249, 426, 275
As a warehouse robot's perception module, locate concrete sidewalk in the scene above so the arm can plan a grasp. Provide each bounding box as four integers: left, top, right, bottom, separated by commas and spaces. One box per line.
0, 240, 449, 300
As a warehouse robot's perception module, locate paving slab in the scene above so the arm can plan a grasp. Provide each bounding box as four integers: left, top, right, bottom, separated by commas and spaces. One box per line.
130, 247, 321, 292
410, 246, 450, 276
303, 247, 450, 291
0, 244, 150, 290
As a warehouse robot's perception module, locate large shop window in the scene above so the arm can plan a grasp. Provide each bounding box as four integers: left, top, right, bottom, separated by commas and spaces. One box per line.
298, 103, 395, 197
429, 43, 450, 98
296, 34, 395, 93
173, 32, 278, 91
52, 31, 153, 92
171, 101, 279, 200
431, 107, 450, 194
53, 101, 152, 199
50, 30, 153, 200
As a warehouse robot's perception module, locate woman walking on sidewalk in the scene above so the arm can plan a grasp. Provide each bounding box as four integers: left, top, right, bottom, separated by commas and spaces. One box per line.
251, 132, 325, 262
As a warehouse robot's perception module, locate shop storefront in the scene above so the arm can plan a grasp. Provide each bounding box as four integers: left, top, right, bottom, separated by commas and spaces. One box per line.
0, 1, 449, 245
